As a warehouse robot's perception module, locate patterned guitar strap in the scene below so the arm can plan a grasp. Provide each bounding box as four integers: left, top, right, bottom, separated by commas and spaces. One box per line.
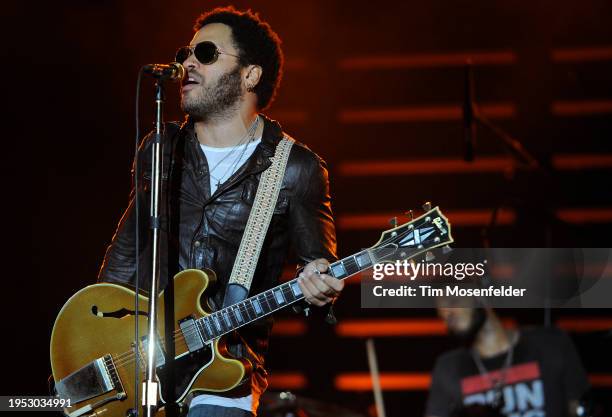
223, 135, 295, 306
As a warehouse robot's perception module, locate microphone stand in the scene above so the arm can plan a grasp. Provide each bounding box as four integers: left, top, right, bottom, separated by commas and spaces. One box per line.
466, 69, 554, 325
464, 63, 539, 170
143, 79, 165, 417
473, 108, 540, 170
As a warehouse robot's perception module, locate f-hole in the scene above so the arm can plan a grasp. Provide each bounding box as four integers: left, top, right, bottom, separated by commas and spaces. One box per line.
91, 305, 148, 318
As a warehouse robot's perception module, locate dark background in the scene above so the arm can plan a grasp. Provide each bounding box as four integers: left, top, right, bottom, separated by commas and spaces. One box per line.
2, 1, 612, 416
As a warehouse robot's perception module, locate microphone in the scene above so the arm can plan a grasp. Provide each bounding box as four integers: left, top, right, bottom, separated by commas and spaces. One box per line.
462, 62, 476, 162
143, 62, 185, 82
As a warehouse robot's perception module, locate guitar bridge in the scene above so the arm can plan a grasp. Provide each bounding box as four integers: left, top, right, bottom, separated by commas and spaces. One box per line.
55, 355, 122, 404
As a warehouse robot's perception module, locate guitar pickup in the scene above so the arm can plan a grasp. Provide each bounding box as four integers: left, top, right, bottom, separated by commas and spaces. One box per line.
179, 316, 204, 352
140, 335, 166, 368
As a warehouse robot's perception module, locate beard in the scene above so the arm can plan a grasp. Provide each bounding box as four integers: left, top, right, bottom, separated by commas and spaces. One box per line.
181, 64, 243, 122
448, 308, 487, 345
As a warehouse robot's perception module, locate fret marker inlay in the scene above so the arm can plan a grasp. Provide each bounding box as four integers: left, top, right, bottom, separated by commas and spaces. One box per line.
331, 263, 347, 277
234, 307, 243, 322
274, 289, 285, 304
290, 281, 302, 296
253, 299, 262, 314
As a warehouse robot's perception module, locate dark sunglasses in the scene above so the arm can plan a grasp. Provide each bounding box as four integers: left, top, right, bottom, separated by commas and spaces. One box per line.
175, 41, 240, 65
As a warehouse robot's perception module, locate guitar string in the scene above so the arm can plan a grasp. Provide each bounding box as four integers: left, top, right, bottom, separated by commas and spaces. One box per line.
113, 226, 443, 370
110, 243, 408, 369
112, 256, 363, 367
115, 268, 321, 364
110, 276, 301, 364
110, 235, 422, 368
110, 283, 307, 368
110, 286, 298, 367
112, 266, 379, 369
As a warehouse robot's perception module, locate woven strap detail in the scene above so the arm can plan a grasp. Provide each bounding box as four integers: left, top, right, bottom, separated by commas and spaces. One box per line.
228, 136, 295, 288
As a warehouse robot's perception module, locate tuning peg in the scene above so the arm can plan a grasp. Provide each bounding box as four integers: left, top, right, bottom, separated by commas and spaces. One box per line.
405, 210, 414, 220
422, 201, 432, 211
442, 245, 453, 254
389, 217, 398, 227
425, 251, 436, 262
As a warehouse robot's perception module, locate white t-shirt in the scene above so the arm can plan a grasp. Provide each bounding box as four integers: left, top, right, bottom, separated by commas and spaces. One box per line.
190, 392, 255, 413
191, 136, 262, 413
200, 138, 261, 195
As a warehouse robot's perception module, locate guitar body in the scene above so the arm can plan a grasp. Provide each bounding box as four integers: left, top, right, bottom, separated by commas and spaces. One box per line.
50, 269, 248, 417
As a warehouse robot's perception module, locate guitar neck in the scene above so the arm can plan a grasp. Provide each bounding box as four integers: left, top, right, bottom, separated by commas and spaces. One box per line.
195, 249, 375, 342
194, 206, 452, 342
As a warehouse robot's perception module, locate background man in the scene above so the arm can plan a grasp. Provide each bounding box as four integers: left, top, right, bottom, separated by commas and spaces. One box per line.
426, 304, 590, 417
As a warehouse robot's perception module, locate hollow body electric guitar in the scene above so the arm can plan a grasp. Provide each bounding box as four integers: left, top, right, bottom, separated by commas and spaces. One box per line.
50, 206, 453, 417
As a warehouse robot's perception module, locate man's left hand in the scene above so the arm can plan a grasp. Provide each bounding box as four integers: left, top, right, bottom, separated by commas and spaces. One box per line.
297, 258, 344, 306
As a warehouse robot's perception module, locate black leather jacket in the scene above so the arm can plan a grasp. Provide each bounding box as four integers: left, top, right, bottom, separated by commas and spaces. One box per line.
97, 114, 337, 392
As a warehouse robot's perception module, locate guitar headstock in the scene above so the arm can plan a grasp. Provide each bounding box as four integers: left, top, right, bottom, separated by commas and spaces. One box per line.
371, 204, 454, 263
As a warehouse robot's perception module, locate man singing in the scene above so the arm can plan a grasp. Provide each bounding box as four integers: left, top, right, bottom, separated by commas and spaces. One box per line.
98, 7, 343, 417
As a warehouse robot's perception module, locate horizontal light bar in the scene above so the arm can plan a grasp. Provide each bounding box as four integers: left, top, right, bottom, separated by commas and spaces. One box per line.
268, 372, 308, 389
551, 100, 612, 116
271, 319, 307, 336
339, 103, 515, 123
556, 208, 612, 224
337, 157, 513, 176
271, 317, 611, 339
551, 46, 612, 62
337, 208, 612, 230
336, 318, 517, 337
334, 372, 612, 391
269, 99, 612, 126
338, 51, 517, 70
337, 209, 516, 229
337, 154, 612, 176
556, 318, 612, 332
335, 372, 431, 391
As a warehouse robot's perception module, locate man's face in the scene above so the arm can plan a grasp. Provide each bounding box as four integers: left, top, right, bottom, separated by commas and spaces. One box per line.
437, 306, 486, 341
180, 23, 245, 121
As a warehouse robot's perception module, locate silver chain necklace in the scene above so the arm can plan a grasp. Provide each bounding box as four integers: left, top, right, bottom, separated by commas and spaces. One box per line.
471, 330, 518, 409
207, 116, 260, 190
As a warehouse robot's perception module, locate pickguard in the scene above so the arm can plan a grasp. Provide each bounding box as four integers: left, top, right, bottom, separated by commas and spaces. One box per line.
157, 342, 214, 403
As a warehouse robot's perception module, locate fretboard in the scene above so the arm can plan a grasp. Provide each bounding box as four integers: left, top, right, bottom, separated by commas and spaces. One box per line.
195, 249, 377, 342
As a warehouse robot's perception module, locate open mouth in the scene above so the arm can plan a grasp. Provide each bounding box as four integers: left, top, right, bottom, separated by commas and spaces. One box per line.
182, 75, 200, 88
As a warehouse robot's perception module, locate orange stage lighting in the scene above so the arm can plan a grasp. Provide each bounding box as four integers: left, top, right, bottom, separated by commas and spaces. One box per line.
556, 208, 612, 224
337, 209, 516, 230
552, 154, 612, 170
268, 372, 308, 390
338, 154, 612, 177
271, 319, 307, 336
551, 46, 612, 62
335, 372, 431, 391
339, 103, 515, 123
337, 157, 515, 176
338, 51, 517, 70
551, 100, 612, 116
335, 372, 612, 391
556, 318, 612, 332
589, 374, 612, 388
336, 318, 518, 338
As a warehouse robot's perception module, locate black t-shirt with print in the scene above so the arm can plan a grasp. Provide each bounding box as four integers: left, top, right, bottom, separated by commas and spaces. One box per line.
425, 327, 589, 417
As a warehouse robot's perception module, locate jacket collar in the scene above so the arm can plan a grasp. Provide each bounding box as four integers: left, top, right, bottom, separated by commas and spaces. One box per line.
180, 113, 285, 201
258, 113, 284, 157
182, 113, 283, 156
